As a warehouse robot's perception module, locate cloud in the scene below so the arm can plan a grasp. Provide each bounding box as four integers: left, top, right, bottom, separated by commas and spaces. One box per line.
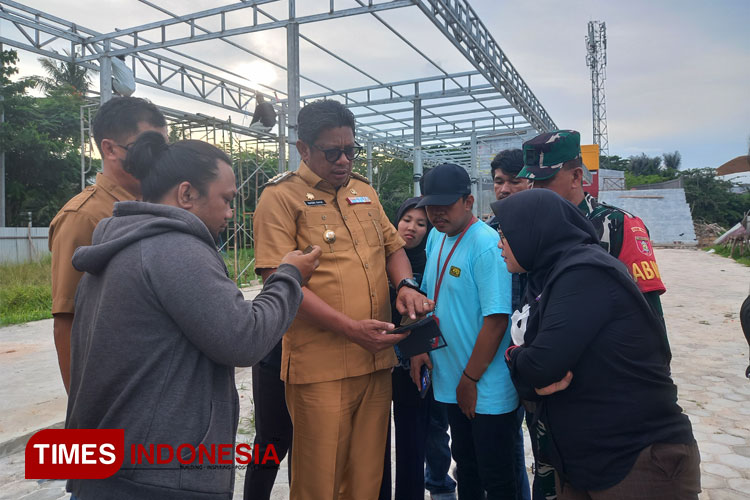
5, 0, 749, 169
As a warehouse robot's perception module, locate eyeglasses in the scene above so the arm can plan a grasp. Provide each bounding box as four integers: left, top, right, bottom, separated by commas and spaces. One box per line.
312, 143, 363, 163
114, 142, 135, 152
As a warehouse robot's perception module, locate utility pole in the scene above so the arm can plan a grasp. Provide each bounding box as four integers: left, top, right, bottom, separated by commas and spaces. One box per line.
1, 94, 5, 227
1, 41, 5, 227
586, 21, 609, 162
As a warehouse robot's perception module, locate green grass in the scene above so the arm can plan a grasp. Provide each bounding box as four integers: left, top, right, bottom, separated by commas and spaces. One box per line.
222, 248, 260, 286
707, 245, 750, 267
0, 256, 53, 326
0, 247, 259, 327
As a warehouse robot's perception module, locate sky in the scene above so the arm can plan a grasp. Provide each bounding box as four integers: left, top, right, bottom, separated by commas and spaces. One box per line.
5, 0, 750, 171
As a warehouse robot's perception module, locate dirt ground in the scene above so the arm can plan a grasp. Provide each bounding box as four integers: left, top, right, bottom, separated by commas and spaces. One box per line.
0, 248, 749, 500
656, 249, 750, 499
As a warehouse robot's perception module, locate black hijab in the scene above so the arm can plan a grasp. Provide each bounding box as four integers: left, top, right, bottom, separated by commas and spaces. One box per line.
393, 196, 431, 276
491, 189, 601, 303
491, 189, 668, 361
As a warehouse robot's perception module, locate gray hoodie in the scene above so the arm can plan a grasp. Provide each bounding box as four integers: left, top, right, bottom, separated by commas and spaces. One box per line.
66, 201, 303, 500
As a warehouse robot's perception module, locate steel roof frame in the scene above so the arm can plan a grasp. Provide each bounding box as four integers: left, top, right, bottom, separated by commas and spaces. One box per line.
0, 0, 555, 202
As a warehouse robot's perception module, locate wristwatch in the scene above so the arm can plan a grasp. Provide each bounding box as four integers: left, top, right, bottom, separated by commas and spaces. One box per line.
397, 277, 421, 293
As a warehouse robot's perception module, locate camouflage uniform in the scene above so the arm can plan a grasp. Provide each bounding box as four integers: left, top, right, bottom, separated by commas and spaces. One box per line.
578, 192, 665, 318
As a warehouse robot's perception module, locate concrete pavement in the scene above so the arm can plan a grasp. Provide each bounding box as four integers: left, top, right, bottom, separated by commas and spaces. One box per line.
1, 249, 749, 499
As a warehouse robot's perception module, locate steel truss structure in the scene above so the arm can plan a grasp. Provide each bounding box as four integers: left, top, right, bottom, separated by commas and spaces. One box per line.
586, 20, 608, 160
1, 0, 556, 270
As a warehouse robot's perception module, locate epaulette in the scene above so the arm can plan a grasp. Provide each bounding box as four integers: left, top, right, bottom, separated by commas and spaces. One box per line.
350, 171, 371, 185
63, 186, 97, 212
263, 171, 295, 187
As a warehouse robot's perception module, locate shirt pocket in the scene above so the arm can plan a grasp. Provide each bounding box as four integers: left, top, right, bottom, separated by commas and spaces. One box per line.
354, 208, 384, 248
304, 208, 351, 253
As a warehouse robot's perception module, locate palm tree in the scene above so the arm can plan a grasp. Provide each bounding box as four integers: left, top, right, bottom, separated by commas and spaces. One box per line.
36, 54, 90, 96
662, 151, 681, 172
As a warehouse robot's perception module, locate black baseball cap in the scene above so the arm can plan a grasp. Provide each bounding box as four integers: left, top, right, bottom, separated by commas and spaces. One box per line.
416, 163, 471, 207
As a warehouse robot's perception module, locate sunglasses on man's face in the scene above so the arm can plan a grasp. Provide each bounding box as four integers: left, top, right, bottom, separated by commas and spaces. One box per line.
312, 143, 363, 163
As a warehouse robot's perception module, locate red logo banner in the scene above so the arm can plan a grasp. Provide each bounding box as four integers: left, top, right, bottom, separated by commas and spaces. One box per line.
25, 429, 124, 479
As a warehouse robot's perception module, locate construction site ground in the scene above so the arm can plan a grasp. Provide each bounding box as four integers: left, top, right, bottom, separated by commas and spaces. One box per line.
1, 248, 748, 499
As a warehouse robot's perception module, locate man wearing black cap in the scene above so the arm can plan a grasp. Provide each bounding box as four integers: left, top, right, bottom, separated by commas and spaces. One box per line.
516, 130, 667, 321
410, 163, 519, 499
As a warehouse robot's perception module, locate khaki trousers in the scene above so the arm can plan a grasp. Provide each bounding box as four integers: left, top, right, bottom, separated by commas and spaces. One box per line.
285, 369, 391, 500
556, 442, 701, 500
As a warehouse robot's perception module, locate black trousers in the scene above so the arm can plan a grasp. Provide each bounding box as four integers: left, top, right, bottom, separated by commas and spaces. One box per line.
243, 362, 292, 500
446, 404, 519, 500
392, 367, 433, 500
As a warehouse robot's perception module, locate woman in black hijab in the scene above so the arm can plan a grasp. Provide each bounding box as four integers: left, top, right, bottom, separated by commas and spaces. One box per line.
491, 189, 700, 499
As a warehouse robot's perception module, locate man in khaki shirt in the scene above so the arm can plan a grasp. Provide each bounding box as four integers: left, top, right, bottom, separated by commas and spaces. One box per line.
49, 97, 167, 393
254, 99, 433, 500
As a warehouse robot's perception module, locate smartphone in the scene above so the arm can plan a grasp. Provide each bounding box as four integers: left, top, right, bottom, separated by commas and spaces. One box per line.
419, 365, 431, 399
385, 316, 433, 335
302, 245, 314, 254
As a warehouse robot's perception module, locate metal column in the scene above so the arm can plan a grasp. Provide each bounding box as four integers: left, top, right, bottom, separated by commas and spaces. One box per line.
366, 140, 373, 183
278, 103, 287, 174
470, 128, 478, 217
80, 106, 86, 190
286, 0, 300, 171
99, 40, 113, 104
413, 98, 422, 196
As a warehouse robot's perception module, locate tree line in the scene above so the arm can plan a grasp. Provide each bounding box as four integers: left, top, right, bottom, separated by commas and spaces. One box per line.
1, 49, 747, 230
1, 49, 94, 227
601, 152, 749, 228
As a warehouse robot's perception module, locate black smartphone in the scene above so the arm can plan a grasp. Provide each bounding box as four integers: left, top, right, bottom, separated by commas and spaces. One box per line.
419, 365, 431, 399
385, 316, 433, 335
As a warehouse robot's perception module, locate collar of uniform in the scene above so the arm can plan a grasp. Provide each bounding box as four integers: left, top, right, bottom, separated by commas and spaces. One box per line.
296, 161, 351, 193
578, 191, 597, 217
95, 173, 137, 202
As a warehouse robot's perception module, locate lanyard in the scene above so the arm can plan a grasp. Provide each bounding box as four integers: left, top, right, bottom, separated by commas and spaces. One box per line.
433, 216, 477, 306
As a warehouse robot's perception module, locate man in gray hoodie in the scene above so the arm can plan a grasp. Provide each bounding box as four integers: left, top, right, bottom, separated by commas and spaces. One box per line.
66, 180, 318, 497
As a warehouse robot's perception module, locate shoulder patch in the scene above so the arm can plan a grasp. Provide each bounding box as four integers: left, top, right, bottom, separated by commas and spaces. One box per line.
349, 171, 371, 185
263, 171, 295, 187
63, 186, 97, 212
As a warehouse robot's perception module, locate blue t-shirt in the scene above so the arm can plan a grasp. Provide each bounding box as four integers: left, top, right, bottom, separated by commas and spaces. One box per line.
421, 222, 518, 414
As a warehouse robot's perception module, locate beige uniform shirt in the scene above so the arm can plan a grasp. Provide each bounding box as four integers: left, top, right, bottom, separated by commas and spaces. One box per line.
49, 173, 136, 314
254, 162, 404, 384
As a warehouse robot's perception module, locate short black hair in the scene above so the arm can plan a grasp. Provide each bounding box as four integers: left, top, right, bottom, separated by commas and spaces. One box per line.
92, 97, 166, 154
297, 99, 355, 145
490, 149, 524, 178
125, 131, 232, 202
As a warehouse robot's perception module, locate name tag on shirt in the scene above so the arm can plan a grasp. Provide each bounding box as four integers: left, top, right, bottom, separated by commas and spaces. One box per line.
346, 196, 372, 205
304, 200, 326, 206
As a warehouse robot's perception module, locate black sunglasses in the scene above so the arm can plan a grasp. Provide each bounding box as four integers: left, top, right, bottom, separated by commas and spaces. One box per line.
312, 143, 363, 162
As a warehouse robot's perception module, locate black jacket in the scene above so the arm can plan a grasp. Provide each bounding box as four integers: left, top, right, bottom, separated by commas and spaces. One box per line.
493, 190, 694, 490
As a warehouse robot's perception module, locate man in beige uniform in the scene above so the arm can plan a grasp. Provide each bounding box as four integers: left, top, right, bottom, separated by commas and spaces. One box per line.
254, 99, 433, 499
48, 97, 167, 393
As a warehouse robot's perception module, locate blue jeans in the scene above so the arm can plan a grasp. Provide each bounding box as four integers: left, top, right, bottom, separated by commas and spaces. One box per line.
424, 400, 456, 495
